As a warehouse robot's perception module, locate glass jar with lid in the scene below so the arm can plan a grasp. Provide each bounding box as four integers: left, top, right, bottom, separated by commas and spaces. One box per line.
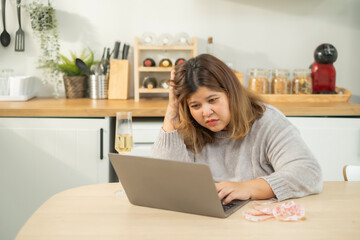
271, 69, 290, 94
292, 69, 312, 94
247, 68, 269, 94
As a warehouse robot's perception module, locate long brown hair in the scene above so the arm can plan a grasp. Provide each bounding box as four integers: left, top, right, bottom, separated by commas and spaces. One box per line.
173, 54, 265, 153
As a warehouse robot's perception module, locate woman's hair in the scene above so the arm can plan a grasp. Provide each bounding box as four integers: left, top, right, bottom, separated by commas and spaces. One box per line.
173, 54, 265, 153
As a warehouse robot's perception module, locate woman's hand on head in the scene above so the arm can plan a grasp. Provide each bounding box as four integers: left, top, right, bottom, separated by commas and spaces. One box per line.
168, 69, 179, 110
162, 69, 180, 132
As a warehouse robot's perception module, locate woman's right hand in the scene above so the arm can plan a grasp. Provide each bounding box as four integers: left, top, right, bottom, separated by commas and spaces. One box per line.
163, 69, 180, 132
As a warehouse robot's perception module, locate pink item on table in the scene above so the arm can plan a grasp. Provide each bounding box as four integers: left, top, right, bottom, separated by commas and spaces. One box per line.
243, 200, 305, 222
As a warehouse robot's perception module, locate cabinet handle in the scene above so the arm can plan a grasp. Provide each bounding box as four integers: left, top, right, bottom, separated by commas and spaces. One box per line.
100, 128, 103, 160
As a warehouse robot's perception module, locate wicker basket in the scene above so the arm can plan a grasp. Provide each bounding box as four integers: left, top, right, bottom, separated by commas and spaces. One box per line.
63, 76, 87, 98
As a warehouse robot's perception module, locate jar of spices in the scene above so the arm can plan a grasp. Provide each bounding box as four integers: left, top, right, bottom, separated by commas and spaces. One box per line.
292, 69, 312, 94
247, 69, 269, 94
271, 69, 290, 94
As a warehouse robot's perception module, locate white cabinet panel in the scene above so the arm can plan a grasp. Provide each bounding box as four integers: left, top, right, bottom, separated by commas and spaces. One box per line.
130, 118, 163, 157
288, 117, 360, 181
0, 117, 111, 240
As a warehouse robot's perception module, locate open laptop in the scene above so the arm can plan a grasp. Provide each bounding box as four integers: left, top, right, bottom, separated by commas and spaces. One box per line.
109, 153, 249, 218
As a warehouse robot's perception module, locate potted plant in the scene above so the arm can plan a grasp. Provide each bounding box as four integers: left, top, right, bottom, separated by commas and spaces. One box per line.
23, 0, 61, 97
58, 48, 95, 98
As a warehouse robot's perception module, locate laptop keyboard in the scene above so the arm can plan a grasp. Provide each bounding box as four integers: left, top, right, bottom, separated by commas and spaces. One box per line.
222, 202, 236, 212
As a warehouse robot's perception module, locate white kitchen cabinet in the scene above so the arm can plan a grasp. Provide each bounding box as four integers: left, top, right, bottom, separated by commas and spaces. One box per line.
130, 117, 163, 157
0, 117, 112, 240
288, 117, 360, 181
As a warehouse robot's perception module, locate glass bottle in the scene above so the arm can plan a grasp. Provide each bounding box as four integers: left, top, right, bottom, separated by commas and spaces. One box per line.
247, 68, 269, 94
143, 76, 157, 89
271, 69, 290, 94
206, 37, 214, 55
159, 58, 173, 67
143, 58, 156, 67
175, 58, 186, 65
159, 79, 169, 89
293, 69, 312, 94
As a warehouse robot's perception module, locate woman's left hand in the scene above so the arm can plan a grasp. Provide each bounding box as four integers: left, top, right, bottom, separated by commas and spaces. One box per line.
215, 181, 251, 205
215, 179, 275, 205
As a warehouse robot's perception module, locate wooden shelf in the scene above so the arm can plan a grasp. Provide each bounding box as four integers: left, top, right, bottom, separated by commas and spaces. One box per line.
139, 67, 172, 72
138, 88, 169, 93
134, 36, 198, 102
261, 88, 351, 103
138, 45, 195, 51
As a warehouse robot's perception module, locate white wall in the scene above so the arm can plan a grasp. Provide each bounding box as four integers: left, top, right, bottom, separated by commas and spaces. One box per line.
1, 0, 359, 100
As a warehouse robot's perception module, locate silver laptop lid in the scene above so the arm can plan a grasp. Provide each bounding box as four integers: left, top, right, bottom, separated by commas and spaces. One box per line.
109, 153, 248, 218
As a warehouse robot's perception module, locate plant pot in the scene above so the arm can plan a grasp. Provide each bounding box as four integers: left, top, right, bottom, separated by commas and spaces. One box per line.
63, 76, 87, 98
30, 7, 55, 31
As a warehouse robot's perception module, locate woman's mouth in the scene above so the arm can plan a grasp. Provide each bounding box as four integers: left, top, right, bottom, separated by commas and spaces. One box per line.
206, 119, 218, 126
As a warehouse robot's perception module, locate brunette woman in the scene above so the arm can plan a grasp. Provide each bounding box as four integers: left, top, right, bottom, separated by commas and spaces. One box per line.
152, 54, 322, 204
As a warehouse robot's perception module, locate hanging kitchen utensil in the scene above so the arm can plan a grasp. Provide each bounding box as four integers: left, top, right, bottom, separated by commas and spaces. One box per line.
15, 0, 25, 51
75, 58, 92, 75
0, 0, 11, 47
103, 48, 110, 74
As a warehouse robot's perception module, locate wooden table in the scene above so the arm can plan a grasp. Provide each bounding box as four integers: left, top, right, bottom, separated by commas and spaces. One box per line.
15, 182, 360, 240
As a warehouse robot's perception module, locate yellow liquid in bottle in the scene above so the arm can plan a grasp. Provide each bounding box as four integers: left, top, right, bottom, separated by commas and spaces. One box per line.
115, 134, 133, 153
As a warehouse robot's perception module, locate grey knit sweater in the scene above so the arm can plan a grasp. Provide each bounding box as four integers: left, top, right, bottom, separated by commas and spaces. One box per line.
151, 105, 323, 201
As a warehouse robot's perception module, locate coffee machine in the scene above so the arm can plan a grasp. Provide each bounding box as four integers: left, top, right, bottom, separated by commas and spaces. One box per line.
311, 43, 338, 94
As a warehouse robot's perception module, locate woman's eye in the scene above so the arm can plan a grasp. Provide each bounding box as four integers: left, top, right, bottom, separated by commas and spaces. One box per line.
209, 98, 217, 103
190, 104, 200, 109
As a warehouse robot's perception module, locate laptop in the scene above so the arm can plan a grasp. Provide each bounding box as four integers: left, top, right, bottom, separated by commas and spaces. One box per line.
109, 153, 249, 218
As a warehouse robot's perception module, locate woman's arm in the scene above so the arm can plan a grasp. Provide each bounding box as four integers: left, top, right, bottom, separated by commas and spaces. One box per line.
162, 70, 179, 132
151, 70, 194, 162
216, 107, 322, 203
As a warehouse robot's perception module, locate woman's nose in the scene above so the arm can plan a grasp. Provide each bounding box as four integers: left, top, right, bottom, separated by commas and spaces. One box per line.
202, 104, 214, 117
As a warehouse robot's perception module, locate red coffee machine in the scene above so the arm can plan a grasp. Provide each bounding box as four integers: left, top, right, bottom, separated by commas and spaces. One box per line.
311, 43, 338, 94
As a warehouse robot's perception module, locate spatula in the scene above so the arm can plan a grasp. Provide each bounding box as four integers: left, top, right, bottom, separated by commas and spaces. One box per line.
15, 0, 25, 51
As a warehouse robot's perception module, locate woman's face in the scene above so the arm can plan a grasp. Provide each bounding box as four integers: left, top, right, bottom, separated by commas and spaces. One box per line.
187, 86, 230, 132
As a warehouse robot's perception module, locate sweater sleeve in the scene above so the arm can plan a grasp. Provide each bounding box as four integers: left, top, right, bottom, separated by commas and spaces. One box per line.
151, 128, 194, 162
259, 108, 323, 201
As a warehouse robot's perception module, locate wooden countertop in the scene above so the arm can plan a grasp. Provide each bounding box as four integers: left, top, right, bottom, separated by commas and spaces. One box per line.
15, 182, 360, 240
1, 98, 360, 117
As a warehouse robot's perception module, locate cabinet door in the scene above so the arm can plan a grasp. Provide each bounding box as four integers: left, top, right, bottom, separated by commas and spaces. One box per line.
130, 118, 163, 157
0, 117, 110, 240
288, 117, 360, 181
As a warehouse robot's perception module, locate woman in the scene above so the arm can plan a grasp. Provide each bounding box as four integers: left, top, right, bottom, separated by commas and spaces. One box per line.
152, 54, 322, 205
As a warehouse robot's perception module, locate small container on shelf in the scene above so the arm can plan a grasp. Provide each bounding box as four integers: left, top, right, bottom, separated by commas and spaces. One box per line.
271, 69, 290, 94
158, 33, 173, 46
141, 32, 157, 45
159, 58, 173, 67
292, 69, 312, 94
143, 76, 157, 89
174, 32, 190, 45
143, 58, 156, 67
247, 68, 269, 94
